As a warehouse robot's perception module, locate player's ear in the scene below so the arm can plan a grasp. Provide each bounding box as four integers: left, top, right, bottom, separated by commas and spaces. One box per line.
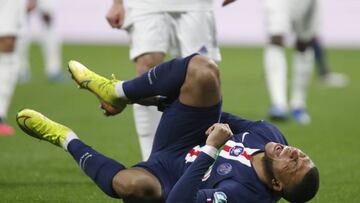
271, 178, 283, 192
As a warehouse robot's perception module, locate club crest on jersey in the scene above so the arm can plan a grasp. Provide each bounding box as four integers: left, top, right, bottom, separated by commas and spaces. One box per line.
229, 146, 244, 157
217, 163, 232, 175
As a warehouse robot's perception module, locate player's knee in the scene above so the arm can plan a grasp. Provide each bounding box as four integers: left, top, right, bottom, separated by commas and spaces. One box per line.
296, 39, 313, 52
187, 55, 220, 88
42, 13, 52, 25
0, 36, 16, 53
179, 55, 221, 107
135, 52, 165, 75
112, 169, 161, 201
113, 173, 141, 197
270, 35, 284, 47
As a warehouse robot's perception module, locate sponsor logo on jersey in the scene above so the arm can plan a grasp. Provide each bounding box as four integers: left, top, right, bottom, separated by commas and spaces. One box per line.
214, 192, 228, 203
217, 163, 232, 175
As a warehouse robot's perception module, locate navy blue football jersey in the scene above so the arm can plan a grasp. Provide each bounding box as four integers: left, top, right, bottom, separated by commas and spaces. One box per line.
136, 109, 288, 203
182, 112, 288, 203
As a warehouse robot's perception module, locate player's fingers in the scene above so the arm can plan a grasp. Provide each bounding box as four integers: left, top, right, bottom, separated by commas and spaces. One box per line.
106, 16, 115, 27
117, 19, 124, 29
224, 124, 233, 136
106, 15, 119, 28
205, 124, 216, 135
110, 20, 120, 28
205, 125, 214, 135
219, 123, 228, 130
218, 123, 227, 132
112, 18, 123, 29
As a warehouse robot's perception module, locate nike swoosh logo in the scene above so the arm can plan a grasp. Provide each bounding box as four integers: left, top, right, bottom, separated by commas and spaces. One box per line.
80, 80, 91, 88
242, 132, 249, 143
16, 115, 42, 140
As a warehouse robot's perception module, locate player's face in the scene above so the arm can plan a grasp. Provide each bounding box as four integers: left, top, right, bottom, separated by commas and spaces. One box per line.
264, 142, 315, 190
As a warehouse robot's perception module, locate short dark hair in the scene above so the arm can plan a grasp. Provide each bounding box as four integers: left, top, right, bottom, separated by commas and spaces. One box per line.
282, 167, 320, 203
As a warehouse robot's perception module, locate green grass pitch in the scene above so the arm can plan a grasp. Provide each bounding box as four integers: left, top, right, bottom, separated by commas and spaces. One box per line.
0, 44, 359, 202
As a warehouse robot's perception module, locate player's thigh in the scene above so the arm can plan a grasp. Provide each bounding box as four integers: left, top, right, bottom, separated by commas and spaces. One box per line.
153, 100, 222, 153
126, 12, 171, 61
263, 0, 291, 37
292, 0, 319, 42
135, 53, 165, 75
175, 11, 221, 62
0, 0, 26, 38
0, 37, 16, 52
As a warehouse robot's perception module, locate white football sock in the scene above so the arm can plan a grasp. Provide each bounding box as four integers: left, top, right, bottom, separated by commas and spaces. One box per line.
41, 24, 62, 77
115, 81, 127, 98
264, 44, 288, 110
290, 49, 314, 109
17, 34, 31, 81
63, 131, 80, 151
133, 104, 162, 160
0, 52, 20, 118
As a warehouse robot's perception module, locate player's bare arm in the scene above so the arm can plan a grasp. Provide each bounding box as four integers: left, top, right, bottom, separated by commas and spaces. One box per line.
106, 0, 125, 29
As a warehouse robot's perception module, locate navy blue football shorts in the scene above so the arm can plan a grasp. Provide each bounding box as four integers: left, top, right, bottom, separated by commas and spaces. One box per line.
133, 99, 222, 201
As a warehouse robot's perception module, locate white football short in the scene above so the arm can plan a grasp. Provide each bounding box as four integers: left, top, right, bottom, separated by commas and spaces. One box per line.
263, 0, 319, 41
123, 9, 221, 61
37, 0, 55, 14
0, 0, 26, 37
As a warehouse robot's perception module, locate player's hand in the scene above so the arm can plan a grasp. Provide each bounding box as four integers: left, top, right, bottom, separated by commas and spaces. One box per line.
222, 0, 236, 7
205, 123, 233, 149
106, 1, 125, 29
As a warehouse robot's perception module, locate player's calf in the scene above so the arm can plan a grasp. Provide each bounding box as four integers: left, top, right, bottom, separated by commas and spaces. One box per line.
16, 109, 128, 199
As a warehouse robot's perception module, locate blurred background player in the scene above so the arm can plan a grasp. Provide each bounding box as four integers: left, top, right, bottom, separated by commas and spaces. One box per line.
263, 0, 319, 125
106, 0, 234, 160
18, 0, 63, 83
0, 0, 28, 136
312, 37, 349, 88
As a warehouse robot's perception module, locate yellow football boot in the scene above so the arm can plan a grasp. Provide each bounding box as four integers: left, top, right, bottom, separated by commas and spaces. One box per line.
16, 109, 72, 149
68, 60, 128, 116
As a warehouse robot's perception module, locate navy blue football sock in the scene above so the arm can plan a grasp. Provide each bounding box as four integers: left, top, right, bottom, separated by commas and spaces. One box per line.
312, 39, 329, 76
123, 54, 198, 101
67, 139, 125, 198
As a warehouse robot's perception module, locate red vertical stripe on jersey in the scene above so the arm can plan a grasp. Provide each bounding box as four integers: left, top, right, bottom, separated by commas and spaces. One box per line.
189, 148, 200, 157
223, 145, 231, 152
241, 151, 251, 160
